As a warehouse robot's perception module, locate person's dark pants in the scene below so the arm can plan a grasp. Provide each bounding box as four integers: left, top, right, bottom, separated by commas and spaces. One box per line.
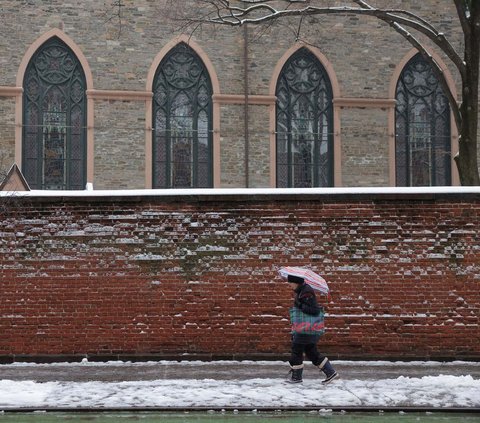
289, 342, 326, 367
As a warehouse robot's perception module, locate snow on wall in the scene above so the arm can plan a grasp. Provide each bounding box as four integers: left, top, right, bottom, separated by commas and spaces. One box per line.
0, 190, 479, 360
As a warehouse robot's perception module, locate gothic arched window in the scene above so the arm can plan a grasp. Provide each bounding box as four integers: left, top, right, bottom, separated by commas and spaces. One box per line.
152, 43, 213, 188
395, 53, 451, 186
276, 48, 334, 188
22, 37, 87, 190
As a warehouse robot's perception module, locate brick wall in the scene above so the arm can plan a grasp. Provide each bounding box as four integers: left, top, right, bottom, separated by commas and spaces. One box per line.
0, 190, 479, 362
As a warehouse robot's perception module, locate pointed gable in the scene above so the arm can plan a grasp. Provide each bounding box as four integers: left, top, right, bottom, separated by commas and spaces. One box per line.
0, 164, 31, 192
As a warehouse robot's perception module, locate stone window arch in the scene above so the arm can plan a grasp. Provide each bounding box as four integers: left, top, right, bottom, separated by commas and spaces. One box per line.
275, 47, 334, 188
395, 53, 451, 186
152, 42, 213, 188
22, 36, 87, 190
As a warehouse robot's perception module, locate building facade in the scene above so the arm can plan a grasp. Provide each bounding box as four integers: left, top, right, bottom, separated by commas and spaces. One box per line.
0, 0, 473, 190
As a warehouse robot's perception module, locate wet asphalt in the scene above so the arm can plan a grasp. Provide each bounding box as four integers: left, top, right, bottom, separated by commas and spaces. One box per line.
1, 361, 479, 383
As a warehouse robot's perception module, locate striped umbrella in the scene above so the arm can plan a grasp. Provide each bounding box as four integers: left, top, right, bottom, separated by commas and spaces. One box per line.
279, 266, 329, 296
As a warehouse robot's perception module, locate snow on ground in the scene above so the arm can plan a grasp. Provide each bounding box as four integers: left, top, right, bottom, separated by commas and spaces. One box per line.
1, 375, 479, 409
0, 361, 479, 409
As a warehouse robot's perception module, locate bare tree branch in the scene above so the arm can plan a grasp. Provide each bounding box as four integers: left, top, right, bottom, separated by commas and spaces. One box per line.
202, 2, 467, 82
103, 0, 125, 39
161, 0, 480, 185
383, 17, 462, 131
352, 0, 466, 80
195, 1, 465, 107
351, 0, 461, 130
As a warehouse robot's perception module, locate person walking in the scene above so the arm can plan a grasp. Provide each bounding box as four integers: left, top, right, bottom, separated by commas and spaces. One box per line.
286, 274, 338, 384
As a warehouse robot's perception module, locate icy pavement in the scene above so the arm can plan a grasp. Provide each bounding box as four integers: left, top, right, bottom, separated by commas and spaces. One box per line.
0, 360, 479, 410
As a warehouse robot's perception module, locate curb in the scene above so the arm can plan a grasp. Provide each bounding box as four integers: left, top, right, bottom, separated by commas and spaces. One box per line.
1, 406, 480, 413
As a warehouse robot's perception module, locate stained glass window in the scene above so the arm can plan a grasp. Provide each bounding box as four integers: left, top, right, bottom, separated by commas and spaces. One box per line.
395, 53, 451, 186
152, 43, 213, 188
276, 48, 333, 188
22, 37, 87, 190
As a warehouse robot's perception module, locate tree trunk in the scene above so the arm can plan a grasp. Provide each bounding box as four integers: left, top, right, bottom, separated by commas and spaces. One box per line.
456, 104, 480, 186
456, 72, 480, 185
455, 2, 480, 186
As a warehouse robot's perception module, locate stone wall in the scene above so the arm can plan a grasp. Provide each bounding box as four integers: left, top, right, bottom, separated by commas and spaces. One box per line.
0, 0, 473, 189
93, 99, 146, 189
0, 190, 479, 362
340, 107, 390, 186
0, 97, 16, 171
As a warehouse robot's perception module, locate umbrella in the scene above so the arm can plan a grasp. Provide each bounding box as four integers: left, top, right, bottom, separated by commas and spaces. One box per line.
279, 266, 329, 296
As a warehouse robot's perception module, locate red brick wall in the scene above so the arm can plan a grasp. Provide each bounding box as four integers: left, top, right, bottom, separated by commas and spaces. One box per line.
0, 191, 479, 362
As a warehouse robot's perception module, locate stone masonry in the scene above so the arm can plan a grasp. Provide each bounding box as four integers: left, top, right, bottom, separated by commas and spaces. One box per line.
0, 0, 476, 188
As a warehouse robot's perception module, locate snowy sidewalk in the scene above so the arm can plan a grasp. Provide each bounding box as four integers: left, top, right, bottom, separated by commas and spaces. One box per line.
1, 360, 479, 411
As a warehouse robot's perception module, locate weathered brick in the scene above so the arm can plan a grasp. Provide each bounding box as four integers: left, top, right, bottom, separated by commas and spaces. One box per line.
0, 191, 479, 361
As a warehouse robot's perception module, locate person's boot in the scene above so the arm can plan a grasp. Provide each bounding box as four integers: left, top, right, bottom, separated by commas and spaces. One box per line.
285, 364, 304, 383
318, 358, 338, 384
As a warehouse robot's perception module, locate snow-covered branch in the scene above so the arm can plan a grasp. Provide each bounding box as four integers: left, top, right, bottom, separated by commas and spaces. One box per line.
381, 18, 461, 130
352, 0, 465, 80
163, 0, 479, 184
199, 1, 465, 85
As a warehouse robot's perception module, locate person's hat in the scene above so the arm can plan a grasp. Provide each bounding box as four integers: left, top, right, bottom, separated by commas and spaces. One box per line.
287, 274, 305, 284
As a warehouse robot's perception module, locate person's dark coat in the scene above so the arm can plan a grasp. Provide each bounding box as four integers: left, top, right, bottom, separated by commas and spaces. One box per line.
292, 282, 323, 345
